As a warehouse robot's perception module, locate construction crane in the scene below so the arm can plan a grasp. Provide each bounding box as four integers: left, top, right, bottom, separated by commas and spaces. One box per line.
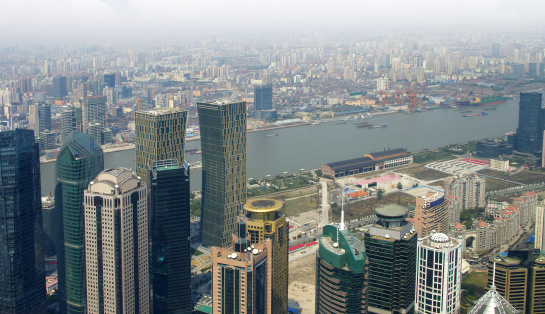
408, 85, 425, 110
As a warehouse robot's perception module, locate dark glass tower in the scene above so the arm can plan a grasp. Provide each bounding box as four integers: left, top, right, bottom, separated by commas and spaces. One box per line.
56, 131, 104, 314
365, 204, 417, 314
198, 101, 247, 248
254, 83, 273, 111
516, 92, 544, 155
53, 76, 68, 97
315, 224, 368, 313
0, 129, 46, 313
148, 159, 192, 313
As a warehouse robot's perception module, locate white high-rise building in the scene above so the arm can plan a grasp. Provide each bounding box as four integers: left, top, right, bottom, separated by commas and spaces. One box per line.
415, 233, 462, 314
536, 204, 545, 252
84, 168, 149, 313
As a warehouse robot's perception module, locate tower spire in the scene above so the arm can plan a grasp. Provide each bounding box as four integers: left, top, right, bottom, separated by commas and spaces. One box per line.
339, 187, 346, 231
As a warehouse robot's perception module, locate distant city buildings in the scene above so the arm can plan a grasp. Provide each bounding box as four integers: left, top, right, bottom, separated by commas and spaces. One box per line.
198, 100, 247, 248
365, 204, 417, 314
315, 224, 368, 313
84, 168, 149, 313
444, 174, 486, 219
0, 129, 46, 312
56, 131, 104, 313
415, 233, 462, 314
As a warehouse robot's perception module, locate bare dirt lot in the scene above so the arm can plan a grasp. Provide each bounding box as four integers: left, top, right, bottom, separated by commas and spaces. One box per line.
479, 169, 545, 185
397, 164, 450, 181
289, 254, 316, 313
332, 191, 416, 221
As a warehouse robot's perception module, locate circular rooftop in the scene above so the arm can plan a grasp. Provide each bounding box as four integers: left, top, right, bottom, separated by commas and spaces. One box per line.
374, 204, 408, 218
431, 233, 450, 243
244, 198, 283, 213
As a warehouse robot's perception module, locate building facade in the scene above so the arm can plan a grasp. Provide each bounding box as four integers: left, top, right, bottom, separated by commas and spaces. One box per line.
134, 108, 187, 183
516, 92, 544, 155
315, 224, 368, 313
444, 174, 486, 216
29, 103, 51, 136
243, 199, 288, 314
84, 168, 149, 313
365, 204, 417, 314
0, 129, 46, 313
61, 105, 82, 141
55, 131, 104, 314
413, 192, 450, 238
53, 75, 68, 97
82, 96, 107, 143
198, 101, 247, 248
321, 148, 412, 178
415, 233, 462, 314
42, 196, 57, 256
211, 219, 273, 314
148, 159, 193, 313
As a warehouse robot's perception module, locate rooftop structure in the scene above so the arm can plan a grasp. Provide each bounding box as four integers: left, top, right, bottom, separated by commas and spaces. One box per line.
322, 148, 412, 178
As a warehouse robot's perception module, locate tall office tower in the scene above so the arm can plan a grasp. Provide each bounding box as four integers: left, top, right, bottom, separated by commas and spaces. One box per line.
53, 75, 68, 97
82, 95, 107, 132
198, 101, 247, 248
492, 43, 501, 57
42, 196, 57, 256
415, 233, 462, 314
29, 103, 52, 136
315, 224, 368, 313
488, 253, 528, 312
444, 174, 486, 218
254, 83, 273, 111
536, 204, 545, 252
413, 192, 450, 238
148, 159, 192, 313
468, 264, 520, 314
0, 129, 46, 312
84, 168, 149, 313
134, 108, 187, 183
211, 218, 273, 313
19, 77, 32, 93
243, 199, 288, 314
528, 252, 545, 314
61, 106, 82, 141
103, 74, 116, 88
365, 204, 417, 314
56, 131, 104, 314
87, 122, 103, 146
516, 92, 544, 154
529, 63, 540, 79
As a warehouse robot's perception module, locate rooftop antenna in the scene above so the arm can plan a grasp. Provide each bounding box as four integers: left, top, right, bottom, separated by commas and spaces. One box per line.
491, 262, 497, 291
339, 187, 346, 231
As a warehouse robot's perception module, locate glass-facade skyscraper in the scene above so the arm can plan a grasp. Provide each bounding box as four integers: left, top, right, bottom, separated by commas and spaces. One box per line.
254, 83, 273, 111
134, 108, 187, 183
198, 100, 247, 248
516, 92, 544, 154
148, 159, 193, 313
56, 131, 104, 314
0, 129, 46, 313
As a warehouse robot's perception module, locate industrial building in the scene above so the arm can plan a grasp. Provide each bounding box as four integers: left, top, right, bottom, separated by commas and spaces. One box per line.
321, 148, 412, 178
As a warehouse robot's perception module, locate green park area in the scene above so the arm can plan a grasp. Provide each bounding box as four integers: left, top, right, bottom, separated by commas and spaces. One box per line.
412, 142, 477, 164
461, 271, 488, 313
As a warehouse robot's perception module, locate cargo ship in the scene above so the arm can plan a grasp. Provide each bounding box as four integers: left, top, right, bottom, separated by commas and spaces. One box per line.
356, 122, 372, 128
457, 96, 507, 106
463, 112, 489, 117
265, 133, 279, 137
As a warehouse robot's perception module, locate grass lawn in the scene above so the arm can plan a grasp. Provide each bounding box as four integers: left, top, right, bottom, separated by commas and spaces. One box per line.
332, 191, 416, 221
480, 169, 545, 185
397, 164, 450, 181
483, 176, 520, 192
191, 248, 204, 256
283, 194, 320, 216
461, 272, 488, 313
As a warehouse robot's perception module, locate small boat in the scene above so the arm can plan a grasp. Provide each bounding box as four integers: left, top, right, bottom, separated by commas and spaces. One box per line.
381, 123, 387, 127
190, 151, 202, 154
265, 134, 279, 137
336, 120, 348, 124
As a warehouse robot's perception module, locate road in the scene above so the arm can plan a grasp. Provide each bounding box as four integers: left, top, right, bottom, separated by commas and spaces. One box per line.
319, 178, 330, 227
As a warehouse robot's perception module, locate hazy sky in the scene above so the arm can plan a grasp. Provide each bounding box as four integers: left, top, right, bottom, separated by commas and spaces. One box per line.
1, 0, 545, 44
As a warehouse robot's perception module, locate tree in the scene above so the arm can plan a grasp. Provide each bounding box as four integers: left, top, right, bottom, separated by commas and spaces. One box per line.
377, 188, 384, 200
397, 182, 403, 190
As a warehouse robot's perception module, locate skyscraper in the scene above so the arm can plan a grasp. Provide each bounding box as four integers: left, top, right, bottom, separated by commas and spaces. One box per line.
134, 108, 187, 183
61, 105, 82, 141
468, 263, 520, 314
243, 199, 288, 313
413, 192, 450, 238
254, 83, 273, 111
42, 196, 57, 256
0, 129, 46, 313
56, 131, 104, 314
29, 103, 51, 137
198, 101, 247, 248
148, 159, 193, 313
415, 233, 462, 314
53, 76, 68, 97
492, 43, 501, 57
516, 92, 544, 154
315, 225, 368, 313
365, 204, 417, 314
81, 96, 107, 144
84, 168, 149, 313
